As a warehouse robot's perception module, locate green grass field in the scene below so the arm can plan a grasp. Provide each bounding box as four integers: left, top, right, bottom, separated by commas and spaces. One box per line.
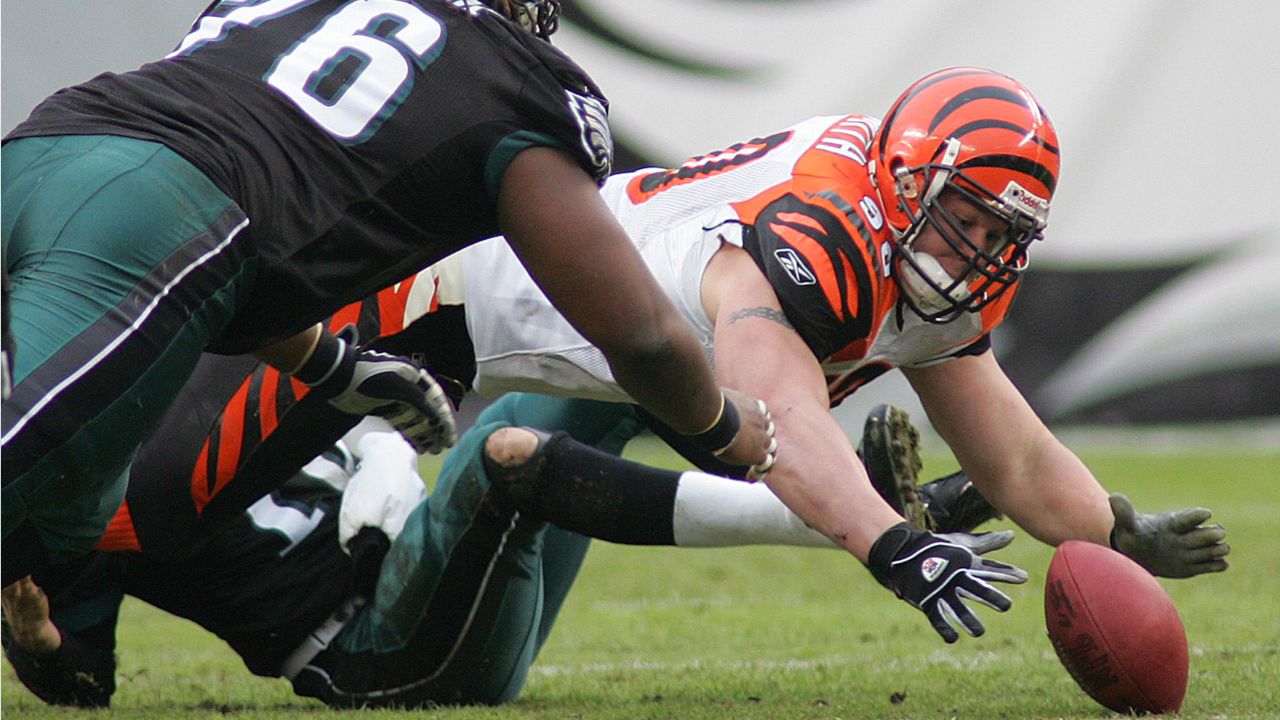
4, 440, 1277, 719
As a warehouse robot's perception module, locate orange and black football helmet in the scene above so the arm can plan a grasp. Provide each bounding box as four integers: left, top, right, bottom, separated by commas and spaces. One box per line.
869, 67, 1060, 323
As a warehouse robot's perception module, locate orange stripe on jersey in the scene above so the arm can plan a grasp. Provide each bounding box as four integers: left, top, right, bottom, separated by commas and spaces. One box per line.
374, 274, 421, 336
793, 115, 877, 185
626, 131, 793, 205
290, 376, 310, 400
771, 212, 845, 320
978, 279, 1020, 335
776, 211, 826, 235
837, 249, 860, 320
260, 367, 281, 436
729, 179, 793, 226
328, 301, 362, 334
94, 500, 141, 552
191, 438, 213, 511
205, 378, 252, 504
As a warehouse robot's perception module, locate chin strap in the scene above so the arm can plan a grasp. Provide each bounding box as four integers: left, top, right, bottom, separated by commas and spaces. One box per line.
898, 250, 970, 314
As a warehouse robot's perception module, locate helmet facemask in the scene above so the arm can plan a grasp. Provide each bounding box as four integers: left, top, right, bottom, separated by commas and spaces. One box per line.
891, 139, 1048, 323
869, 67, 1060, 324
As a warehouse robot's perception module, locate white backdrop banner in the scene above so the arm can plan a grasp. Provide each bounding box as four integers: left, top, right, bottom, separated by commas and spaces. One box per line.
4, 1, 1278, 424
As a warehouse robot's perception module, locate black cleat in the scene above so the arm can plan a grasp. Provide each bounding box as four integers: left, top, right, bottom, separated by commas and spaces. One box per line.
914, 471, 1004, 534
858, 405, 1004, 533
858, 404, 930, 530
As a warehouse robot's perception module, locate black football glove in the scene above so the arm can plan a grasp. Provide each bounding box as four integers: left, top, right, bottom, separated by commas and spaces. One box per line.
302, 325, 457, 454
867, 523, 1028, 643
1109, 493, 1229, 579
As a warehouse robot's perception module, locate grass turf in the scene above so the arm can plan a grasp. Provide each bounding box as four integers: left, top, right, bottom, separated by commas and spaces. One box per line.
3, 440, 1277, 719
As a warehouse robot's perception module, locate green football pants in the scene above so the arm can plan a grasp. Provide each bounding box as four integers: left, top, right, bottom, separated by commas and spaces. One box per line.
294, 393, 643, 707
1, 135, 253, 575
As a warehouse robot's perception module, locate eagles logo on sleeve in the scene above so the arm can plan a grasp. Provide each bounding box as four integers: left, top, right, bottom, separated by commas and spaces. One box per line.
565, 89, 613, 182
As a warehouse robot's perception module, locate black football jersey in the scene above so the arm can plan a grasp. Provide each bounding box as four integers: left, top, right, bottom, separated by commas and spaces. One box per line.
29, 467, 350, 681
127, 474, 351, 677
5, 1, 613, 352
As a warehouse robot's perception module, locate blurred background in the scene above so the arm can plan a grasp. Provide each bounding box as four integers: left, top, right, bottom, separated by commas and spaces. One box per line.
5, 1, 1278, 445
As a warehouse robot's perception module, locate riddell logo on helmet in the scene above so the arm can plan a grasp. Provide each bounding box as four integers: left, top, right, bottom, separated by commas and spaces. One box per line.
1001, 181, 1049, 222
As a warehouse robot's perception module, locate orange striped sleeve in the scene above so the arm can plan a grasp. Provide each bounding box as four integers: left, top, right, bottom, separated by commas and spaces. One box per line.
94, 500, 142, 552
772, 213, 845, 319
208, 379, 251, 502
191, 438, 213, 511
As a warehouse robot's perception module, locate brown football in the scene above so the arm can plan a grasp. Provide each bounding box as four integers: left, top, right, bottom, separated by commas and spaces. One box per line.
1044, 540, 1188, 714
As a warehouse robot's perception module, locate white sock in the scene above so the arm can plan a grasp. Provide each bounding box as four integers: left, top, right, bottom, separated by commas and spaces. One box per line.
671, 472, 836, 549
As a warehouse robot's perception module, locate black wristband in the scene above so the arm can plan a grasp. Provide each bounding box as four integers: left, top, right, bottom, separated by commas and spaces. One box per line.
684, 393, 740, 456
866, 521, 916, 589
294, 331, 347, 387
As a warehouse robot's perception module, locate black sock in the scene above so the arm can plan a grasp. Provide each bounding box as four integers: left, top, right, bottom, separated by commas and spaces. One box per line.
487, 432, 679, 545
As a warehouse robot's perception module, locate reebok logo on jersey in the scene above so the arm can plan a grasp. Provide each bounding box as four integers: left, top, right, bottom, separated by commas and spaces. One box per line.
565, 90, 613, 181
921, 557, 949, 583
774, 248, 816, 286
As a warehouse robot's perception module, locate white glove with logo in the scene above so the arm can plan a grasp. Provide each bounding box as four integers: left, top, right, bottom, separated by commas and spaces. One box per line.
337, 430, 427, 554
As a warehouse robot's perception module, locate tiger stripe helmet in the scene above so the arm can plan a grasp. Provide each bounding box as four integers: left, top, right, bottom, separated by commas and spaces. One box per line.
869, 67, 1060, 322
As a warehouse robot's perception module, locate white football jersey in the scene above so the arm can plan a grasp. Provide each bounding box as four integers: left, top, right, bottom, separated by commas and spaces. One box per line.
410, 115, 1010, 405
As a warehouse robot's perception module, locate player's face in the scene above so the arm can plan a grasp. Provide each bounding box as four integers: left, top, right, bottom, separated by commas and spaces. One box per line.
913, 191, 1012, 282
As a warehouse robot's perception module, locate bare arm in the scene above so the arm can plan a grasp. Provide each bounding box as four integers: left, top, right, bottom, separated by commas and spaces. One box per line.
496, 147, 770, 464
904, 351, 1113, 546
2, 577, 61, 654
704, 245, 902, 560
253, 323, 321, 372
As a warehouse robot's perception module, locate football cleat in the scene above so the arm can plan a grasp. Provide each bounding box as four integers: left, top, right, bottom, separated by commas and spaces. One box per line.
914, 471, 1003, 534
858, 405, 1003, 533
857, 404, 930, 530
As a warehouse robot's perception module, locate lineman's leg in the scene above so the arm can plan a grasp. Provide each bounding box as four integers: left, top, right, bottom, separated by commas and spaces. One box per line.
483, 394, 642, 658
487, 428, 835, 548
530, 525, 591, 654
1, 135, 252, 583
293, 394, 641, 707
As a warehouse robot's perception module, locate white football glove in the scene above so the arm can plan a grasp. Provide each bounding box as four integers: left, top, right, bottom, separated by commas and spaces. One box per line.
337, 431, 427, 554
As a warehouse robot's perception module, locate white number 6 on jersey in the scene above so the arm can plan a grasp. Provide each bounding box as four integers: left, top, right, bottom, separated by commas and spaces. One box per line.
266, 0, 443, 141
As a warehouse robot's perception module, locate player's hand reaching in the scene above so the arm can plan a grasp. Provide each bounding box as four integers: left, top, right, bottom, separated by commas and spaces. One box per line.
867, 523, 1028, 643
299, 325, 458, 454
1109, 493, 1229, 578
338, 431, 427, 554
2, 577, 60, 654
690, 388, 777, 479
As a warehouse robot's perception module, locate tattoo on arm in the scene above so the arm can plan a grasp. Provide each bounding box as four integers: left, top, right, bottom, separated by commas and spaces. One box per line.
728, 307, 794, 330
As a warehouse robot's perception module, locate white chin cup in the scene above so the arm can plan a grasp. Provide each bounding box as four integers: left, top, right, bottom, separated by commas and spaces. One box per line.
898, 252, 970, 313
